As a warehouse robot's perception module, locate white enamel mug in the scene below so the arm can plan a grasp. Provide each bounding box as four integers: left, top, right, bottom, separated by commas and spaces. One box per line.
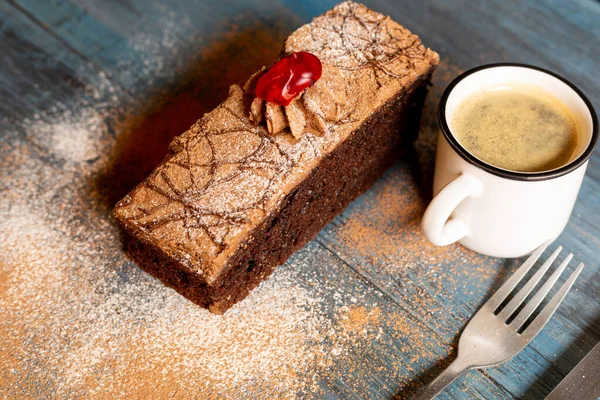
422, 64, 598, 258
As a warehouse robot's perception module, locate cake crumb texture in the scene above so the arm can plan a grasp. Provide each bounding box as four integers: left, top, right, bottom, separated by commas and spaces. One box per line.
1, 1, 494, 397
113, 1, 439, 285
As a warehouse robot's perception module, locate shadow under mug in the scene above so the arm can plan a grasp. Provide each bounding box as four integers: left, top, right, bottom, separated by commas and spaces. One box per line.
422, 63, 598, 258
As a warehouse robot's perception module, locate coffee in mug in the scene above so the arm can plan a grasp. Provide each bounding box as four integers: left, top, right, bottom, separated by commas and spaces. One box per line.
451, 85, 580, 172
421, 64, 598, 258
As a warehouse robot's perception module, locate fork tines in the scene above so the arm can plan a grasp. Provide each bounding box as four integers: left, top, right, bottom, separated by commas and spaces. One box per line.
485, 240, 585, 335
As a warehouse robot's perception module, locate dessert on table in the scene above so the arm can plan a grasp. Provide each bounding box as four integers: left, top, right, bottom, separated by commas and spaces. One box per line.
114, 1, 439, 313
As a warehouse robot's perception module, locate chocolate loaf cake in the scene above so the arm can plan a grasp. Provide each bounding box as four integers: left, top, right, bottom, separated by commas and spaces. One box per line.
114, 1, 439, 313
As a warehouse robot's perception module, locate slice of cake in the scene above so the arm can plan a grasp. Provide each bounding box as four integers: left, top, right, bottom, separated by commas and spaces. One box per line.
114, 1, 439, 313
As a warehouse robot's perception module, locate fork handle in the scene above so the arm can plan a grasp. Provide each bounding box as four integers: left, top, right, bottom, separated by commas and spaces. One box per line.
412, 356, 473, 400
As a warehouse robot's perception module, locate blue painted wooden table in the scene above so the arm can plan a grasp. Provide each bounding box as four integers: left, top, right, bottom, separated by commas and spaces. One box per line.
1, 1, 598, 399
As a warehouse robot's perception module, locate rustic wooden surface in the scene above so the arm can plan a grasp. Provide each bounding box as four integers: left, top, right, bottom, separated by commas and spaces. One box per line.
1, 0, 599, 399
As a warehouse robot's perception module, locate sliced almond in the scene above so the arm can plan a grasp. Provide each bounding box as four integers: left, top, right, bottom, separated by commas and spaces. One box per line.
285, 99, 308, 139
249, 98, 264, 125
302, 96, 327, 134
265, 102, 287, 135
304, 65, 346, 122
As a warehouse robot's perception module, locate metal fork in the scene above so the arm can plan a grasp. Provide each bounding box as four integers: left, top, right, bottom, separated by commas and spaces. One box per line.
414, 241, 585, 400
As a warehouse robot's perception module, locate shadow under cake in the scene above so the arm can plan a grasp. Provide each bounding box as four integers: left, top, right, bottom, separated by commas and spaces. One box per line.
113, 1, 439, 313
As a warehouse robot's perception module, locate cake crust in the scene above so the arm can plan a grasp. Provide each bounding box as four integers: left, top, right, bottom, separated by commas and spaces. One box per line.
114, 1, 439, 312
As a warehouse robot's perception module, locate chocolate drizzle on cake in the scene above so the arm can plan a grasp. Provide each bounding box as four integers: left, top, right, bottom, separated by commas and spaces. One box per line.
288, 1, 428, 79
114, 1, 439, 285
117, 88, 299, 278
243, 1, 435, 139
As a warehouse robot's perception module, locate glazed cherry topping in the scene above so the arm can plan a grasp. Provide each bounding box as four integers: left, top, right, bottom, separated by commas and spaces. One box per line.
255, 52, 322, 107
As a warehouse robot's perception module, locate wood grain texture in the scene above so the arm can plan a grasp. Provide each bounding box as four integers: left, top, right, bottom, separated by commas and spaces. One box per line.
0, 0, 598, 399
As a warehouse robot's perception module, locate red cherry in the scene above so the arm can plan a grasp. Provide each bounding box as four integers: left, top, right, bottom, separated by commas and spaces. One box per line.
255, 52, 323, 107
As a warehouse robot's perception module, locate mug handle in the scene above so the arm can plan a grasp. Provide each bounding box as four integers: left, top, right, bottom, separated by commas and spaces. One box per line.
422, 173, 483, 246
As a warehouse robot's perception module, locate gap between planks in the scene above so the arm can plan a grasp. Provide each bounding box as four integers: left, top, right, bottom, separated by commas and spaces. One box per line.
6, 0, 134, 98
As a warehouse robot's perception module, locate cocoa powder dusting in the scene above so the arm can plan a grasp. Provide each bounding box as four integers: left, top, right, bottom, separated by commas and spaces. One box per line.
113, 1, 438, 284
0, 11, 422, 399
0, 5, 493, 399
339, 306, 381, 334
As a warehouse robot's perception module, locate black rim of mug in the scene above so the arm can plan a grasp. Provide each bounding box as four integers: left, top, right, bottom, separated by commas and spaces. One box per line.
438, 63, 599, 181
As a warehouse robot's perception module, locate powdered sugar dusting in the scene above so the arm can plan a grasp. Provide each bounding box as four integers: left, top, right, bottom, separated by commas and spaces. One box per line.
1, 3, 441, 398
29, 108, 108, 164
52, 267, 329, 398
0, 8, 374, 398
0, 138, 337, 398
114, 1, 438, 282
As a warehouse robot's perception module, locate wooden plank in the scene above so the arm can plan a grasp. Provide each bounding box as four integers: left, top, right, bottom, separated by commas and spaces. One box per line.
12, 0, 302, 98
0, 2, 108, 128
317, 164, 600, 399
312, 1, 600, 397
0, 0, 599, 398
